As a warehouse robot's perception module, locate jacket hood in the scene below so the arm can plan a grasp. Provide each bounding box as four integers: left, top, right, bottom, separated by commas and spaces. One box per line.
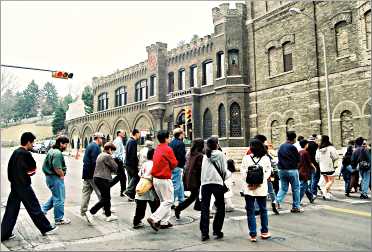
210, 150, 222, 162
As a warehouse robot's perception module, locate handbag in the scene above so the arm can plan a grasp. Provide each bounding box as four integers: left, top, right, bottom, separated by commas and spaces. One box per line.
135, 177, 153, 196
210, 160, 229, 193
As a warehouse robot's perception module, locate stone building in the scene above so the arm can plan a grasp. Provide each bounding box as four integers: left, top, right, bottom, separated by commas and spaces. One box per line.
66, 1, 371, 150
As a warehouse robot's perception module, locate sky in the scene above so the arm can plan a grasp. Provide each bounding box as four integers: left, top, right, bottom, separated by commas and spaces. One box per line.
1, 1, 244, 98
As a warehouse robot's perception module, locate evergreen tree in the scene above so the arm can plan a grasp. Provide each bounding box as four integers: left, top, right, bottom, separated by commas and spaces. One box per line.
41, 82, 58, 116
81, 86, 93, 113
62, 94, 74, 111
0, 89, 16, 124
13, 91, 27, 120
22, 80, 40, 117
52, 101, 66, 135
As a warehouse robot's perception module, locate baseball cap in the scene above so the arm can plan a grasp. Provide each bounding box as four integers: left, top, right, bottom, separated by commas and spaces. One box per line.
93, 132, 105, 138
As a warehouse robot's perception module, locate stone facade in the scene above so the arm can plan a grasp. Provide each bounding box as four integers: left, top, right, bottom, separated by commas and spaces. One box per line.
66, 1, 371, 150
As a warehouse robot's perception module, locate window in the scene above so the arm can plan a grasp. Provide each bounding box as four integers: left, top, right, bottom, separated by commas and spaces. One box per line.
217, 52, 225, 78
218, 104, 226, 137
228, 49, 239, 75
150, 75, 156, 96
282, 42, 293, 72
271, 120, 280, 147
202, 60, 213, 86
341, 110, 354, 147
168, 72, 174, 93
203, 108, 213, 139
115, 86, 127, 107
135, 80, 148, 102
98, 92, 108, 111
190, 65, 198, 87
230, 102, 241, 137
268, 47, 276, 76
335, 21, 349, 57
178, 69, 186, 90
365, 10, 371, 49
286, 118, 295, 132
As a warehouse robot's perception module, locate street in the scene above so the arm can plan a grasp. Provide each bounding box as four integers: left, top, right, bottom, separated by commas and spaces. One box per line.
1, 147, 371, 251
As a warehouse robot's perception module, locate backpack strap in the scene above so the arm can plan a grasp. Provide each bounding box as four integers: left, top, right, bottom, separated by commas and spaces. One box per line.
211, 160, 226, 181
250, 155, 262, 166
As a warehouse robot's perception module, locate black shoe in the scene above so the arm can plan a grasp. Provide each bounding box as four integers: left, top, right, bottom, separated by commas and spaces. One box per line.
309, 195, 315, 204
201, 234, 210, 241
120, 193, 124, 197
174, 208, 181, 220
171, 205, 175, 210
360, 194, 369, 199
124, 192, 134, 201
133, 222, 144, 229
345, 192, 350, 197
160, 222, 173, 229
213, 231, 224, 239
271, 203, 279, 215
147, 218, 160, 232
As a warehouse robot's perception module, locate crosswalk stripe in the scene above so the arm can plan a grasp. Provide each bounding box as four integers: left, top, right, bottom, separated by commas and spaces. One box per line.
321, 205, 371, 217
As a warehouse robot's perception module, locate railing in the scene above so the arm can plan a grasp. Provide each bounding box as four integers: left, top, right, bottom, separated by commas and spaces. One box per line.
66, 100, 148, 124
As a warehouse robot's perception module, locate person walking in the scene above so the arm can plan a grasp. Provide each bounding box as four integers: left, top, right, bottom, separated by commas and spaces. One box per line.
174, 138, 204, 219
241, 139, 272, 242
110, 130, 127, 197
133, 148, 160, 229
85, 142, 118, 224
341, 145, 354, 197
316, 135, 339, 200
199, 137, 231, 241
308, 135, 321, 197
294, 136, 304, 152
123, 129, 141, 201
1, 132, 58, 241
351, 137, 371, 199
147, 130, 178, 231
169, 128, 187, 206
41, 136, 71, 225
298, 140, 316, 203
275, 131, 302, 213
139, 138, 154, 169
81, 132, 104, 217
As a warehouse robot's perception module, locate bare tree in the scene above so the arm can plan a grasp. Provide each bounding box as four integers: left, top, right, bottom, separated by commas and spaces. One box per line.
177, 40, 186, 47
1, 69, 19, 96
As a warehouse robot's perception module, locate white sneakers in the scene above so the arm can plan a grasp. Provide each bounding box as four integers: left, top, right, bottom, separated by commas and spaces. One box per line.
105, 215, 118, 222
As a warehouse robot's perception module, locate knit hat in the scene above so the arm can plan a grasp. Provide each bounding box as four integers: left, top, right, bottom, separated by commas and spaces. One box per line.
173, 128, 183, 135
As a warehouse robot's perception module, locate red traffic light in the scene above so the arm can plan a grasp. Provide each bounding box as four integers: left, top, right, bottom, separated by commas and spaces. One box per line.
52, 71, 73, 79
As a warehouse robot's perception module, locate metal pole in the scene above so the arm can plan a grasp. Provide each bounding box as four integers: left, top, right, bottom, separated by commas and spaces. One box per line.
321, 32, 332, 141
0, 64, 54, 72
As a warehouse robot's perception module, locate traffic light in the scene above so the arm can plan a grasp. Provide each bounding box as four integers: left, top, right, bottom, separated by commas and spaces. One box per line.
52, 71, 73, 79
185, 107, 192, 121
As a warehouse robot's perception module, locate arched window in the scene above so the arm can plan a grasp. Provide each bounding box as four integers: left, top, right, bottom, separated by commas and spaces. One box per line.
203, 109, 213, 139
268, 46, 276, 76
135, 79, 148, 102
190, 65, 198, 87
84, 137, 88, 148
282, 42, 293, 72
71, 139, 74, 149
286, 118, 295, 132
168, 72, 174, 93
89, 136, 92, 143
115, 86, 127, 107
365, 10, 371, 49
98, 92, 108, 111
335, 21, 349, 57
230, 102, 242, 137
218, 104, 226, 137
271, 120, 280, 147
228, 49, 239, 76
216, 51, 225, 78
178, 68, 186, 90
340, 110, 354, 147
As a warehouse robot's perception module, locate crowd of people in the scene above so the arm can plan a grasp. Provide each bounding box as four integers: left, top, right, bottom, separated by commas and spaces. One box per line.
1, 129, 370, 243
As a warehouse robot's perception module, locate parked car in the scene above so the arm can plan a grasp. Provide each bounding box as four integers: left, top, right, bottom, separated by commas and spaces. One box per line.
43, 139, 55, 152
32, 143, 47, 154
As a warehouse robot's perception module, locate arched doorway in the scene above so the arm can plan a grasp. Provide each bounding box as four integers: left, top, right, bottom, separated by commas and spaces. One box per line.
203, 109, 212, 139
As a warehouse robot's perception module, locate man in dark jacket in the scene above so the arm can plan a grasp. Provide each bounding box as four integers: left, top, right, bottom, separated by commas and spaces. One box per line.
123, 128, 141, 200
276, 131, 302, 213
169, 128, 187, 204
1, 132, 57, 241
80, 132, 103, 216
351, 137, 371, 199
307, 134, 320, 197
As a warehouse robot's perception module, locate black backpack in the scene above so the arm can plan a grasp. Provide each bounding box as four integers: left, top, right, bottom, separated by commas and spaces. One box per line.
246, 156, 264, 185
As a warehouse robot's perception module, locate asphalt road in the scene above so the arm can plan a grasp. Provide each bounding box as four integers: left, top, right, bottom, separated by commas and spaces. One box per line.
1, 147, 371, 251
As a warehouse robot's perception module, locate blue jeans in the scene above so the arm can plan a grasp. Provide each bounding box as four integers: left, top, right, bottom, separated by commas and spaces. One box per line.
245, 195, 268, 237
341, 165, 352, 193
360, 169, 371, 197
42, 175, 65, 222
276, 169, 300, 209
310, 168, 320, 196
300, 180, 313, 202
172, 167, 185, 203
267, 180, 276, 203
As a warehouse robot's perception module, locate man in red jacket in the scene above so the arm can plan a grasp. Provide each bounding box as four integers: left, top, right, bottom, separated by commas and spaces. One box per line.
147, 130, 178, 231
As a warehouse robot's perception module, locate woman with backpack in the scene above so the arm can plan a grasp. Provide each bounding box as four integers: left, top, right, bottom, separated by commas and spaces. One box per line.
199, 137, 231, 241
315, 135, 339, 200
241, 139, 272, 242
174, 138, 204, 219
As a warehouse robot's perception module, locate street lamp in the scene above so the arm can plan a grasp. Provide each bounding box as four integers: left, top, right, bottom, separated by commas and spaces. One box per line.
289, 7, 333, 141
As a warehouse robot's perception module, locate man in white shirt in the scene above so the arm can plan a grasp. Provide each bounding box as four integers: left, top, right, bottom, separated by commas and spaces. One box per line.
110, 130, 127, 197
294, 135, 304, 152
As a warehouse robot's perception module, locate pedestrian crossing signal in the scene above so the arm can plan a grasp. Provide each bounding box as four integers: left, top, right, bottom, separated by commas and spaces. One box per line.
52, 71, 73, 79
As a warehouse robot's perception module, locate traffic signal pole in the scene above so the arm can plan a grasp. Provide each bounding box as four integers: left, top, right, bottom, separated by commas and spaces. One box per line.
1, 64, 73, 79
1, 64, 54, 72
